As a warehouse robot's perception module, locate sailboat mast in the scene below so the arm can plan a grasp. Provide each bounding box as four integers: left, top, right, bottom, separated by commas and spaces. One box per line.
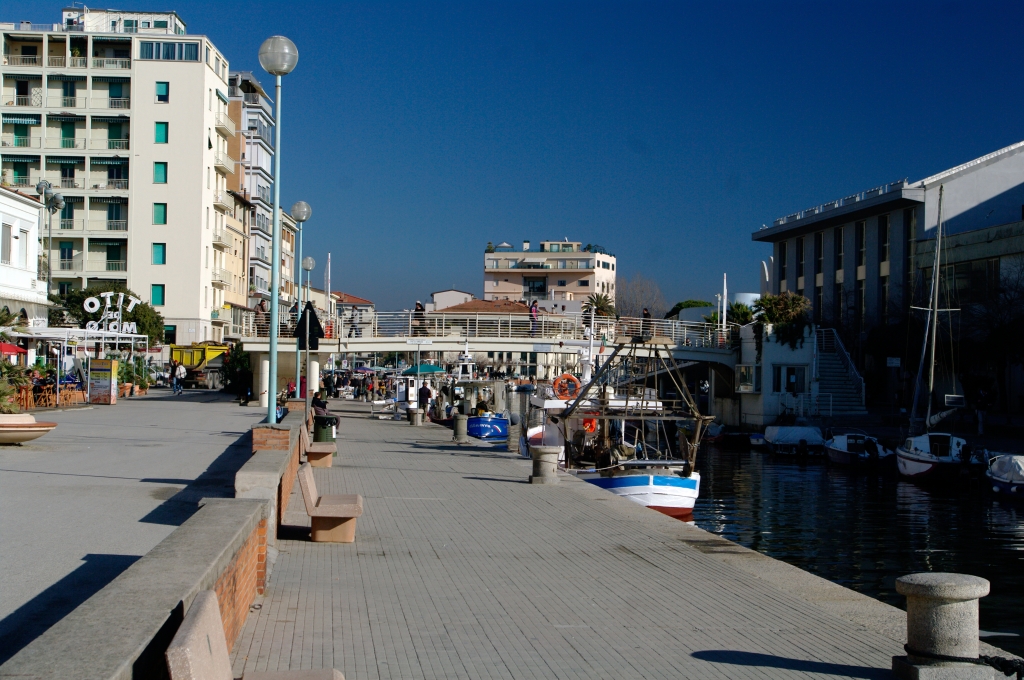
909, 185, 943, 433
925, 185, 944, 427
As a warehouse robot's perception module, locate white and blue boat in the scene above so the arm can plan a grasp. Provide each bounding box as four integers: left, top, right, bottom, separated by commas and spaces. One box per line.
578, 461, 700, 518
986, 454, 1024, 497
467, 414, 509, 439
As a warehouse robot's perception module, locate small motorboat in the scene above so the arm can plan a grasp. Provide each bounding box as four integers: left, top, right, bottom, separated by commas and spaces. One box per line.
764, 425, 825, 455
986, 454, 1024, 497
466, 413, 509, 439
826, 433, 895, 466
749, 433, 766, 449
703, 422, 725, 444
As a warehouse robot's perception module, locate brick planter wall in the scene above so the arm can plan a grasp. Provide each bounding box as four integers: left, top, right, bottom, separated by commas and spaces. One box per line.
213, 517, 267, 649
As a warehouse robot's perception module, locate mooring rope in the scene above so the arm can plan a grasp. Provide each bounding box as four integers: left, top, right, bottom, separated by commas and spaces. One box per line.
905, 644, 1024, 679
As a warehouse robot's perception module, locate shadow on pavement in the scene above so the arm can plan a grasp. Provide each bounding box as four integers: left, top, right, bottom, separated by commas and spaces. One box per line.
0, 553, 139, 665
690, 650, 889, 678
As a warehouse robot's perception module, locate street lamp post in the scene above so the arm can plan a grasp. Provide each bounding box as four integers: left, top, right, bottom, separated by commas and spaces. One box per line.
290, 201, 311, 398
258, 35, 299, 424
301, 256, 315, 410
35, 181, 65, 291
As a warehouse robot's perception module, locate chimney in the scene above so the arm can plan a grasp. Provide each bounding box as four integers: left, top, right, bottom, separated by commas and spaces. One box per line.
522, 240, 530, 251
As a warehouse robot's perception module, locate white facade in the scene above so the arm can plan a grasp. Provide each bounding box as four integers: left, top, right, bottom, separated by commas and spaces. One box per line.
0, 12, 235, 344
429, 289, 474, 311
483, 239, 617, 304
0, 186, 48, 325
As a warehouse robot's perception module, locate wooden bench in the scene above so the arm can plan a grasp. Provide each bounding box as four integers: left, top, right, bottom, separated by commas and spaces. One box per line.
297, 463, 363, 543
299, 421, 336, 468
166, 589, 343, 679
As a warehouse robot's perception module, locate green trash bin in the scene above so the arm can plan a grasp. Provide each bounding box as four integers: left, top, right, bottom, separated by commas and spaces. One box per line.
313, 415, 337, 443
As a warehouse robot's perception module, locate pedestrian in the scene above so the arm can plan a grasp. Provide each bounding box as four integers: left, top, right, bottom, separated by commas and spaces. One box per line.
173, 360, 186, 395
348, 305, 361, 338
413, 301, 426, 337
642, 307, 652, 335
530, 300, 539, 337
418, 381, 432, 415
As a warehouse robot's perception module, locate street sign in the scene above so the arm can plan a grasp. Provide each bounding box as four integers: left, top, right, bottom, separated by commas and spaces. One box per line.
886, 357, 901, 368
406, 339, 433, 345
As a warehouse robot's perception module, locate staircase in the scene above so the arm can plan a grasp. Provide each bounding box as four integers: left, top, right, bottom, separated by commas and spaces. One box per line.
816, 329, 868, 416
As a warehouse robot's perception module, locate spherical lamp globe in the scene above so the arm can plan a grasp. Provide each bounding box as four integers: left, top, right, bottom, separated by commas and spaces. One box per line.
290, 201, 311, 223
258, 36, 299, 76
302, 256, 315, 272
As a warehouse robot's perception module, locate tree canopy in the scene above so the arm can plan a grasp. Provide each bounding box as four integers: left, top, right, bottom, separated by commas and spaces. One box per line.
664, 299, 713, 319
49, 283, 165, 345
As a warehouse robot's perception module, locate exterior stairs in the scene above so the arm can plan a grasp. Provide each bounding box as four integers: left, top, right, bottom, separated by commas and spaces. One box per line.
816, 329, 868, 416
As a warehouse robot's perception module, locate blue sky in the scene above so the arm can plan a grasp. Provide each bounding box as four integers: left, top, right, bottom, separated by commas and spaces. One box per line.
11, 1, 1024, 310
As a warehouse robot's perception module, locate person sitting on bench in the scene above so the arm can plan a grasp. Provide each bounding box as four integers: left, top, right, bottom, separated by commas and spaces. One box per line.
311, 391, 329, 415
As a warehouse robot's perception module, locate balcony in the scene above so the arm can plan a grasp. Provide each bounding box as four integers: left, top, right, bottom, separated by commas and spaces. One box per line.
89, 178, 128, 190
5, 55, 42, 67
104, 220, 127, 231
253, 250, 271, 265
90, 138, 130, 150
69, 57, 87, 68
100, 260, 126, 272
92, 58, 131, 69
59, 255, 81, 271
212, 228, 232, 248
59, 218, 85, 231
47, 56, 65, 68
5, 96, 38, 107
213, 150, 235, 175
45, 137, 86, 149
46, 96, 87, 109
214, 112, 235, 137
59, 177, 82, 189
100, 98, 131, 110
212, 190, 232, 212
211, 267, 231, 287
1, 176, 39, 188
1, 135, 40, 148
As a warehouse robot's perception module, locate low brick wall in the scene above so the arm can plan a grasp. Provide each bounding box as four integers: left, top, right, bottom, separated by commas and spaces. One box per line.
239, 408, 306, 537
0, 498, 270, 680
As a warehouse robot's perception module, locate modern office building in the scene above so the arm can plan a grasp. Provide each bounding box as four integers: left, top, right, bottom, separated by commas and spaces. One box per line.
0, 7, 235, 344
483, 239, 616, 306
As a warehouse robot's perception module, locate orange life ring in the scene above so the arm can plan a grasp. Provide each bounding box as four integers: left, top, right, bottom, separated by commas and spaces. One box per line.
553, 373, 582, 400
583, 418, 597, 433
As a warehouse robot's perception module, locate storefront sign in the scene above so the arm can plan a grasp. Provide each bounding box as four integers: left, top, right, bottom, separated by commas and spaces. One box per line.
83, 293, 141, 334
89, 359, 118, 405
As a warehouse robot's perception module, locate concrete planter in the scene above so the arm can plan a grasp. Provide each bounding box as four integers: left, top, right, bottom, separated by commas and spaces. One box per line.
0, 412, 58, 444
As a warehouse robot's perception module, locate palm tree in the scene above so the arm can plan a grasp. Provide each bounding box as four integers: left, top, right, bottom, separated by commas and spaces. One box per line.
582, 293, 615, 317
0, 308, 27, 414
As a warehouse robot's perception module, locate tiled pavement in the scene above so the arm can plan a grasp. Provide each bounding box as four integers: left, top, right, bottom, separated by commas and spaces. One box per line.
231, 402, 900, 679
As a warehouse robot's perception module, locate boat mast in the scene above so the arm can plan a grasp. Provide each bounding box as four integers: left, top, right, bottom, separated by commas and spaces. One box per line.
909, 185, 943, 434
925, 185, 945, 428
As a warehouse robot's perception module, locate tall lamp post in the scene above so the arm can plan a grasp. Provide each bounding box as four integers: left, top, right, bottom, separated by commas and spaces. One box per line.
290, 201, 311, 398
301, 256, 315, 409
258, 35, 299, 424
35, 181, 65, 291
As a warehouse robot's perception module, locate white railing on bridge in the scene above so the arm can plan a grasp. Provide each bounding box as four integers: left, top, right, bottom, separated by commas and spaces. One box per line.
241, 309, 730, 349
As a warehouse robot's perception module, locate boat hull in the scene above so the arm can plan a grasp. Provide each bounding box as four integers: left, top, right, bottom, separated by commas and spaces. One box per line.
581, 472, 700, 516
987, 472, 1024, 497
896, 448, 967, 480
467, 416, 508, 439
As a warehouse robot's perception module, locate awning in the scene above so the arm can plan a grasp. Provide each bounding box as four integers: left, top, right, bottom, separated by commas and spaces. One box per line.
1, 74, 42, 80
91, 76, 131, 83
92, 196, 128, 204
2, 114, 40, 125
61, 195, 84, 203
94, 36, 132, 42
216, 89, 229, 104
1, 154, 39, 162
46, 114, 85, 122
0, 343, 26, 355
521, 257, 547, 263
47, 74, 86, 82
91, 115, 131, 123
89, 239, 127, 246
89, 157, 129, 165
45, 156, 85, 165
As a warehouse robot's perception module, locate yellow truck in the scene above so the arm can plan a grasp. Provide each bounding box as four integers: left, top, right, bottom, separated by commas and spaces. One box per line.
170, 342, 229, 389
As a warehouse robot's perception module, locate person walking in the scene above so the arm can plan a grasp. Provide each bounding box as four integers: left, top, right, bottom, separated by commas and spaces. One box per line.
173, 361, 186, 395
418, 381, 432, 417
413, 301, 426, 337
642, 307, 652, 336
530, 300, 539, 337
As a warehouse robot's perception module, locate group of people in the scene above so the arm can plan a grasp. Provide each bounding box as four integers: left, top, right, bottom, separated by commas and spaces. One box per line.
167, 359, 187, 395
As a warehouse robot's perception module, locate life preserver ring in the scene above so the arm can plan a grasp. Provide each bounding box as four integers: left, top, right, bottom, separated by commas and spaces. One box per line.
553, 373, 582, 400
583, 418, 597, 433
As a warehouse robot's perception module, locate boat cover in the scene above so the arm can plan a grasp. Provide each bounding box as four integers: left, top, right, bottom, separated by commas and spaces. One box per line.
989, 455, 1024, 483
764, 426, 825, 447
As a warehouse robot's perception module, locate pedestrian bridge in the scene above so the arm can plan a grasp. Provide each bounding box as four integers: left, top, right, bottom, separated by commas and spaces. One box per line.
239, 310, 736, 368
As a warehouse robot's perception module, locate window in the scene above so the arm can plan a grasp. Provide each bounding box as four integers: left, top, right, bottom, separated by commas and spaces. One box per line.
879, 214, 890, 263
772, 365, 807, 394
140, 42, 199, 61
796, 236, 804, 278
164, 325, 176, 344
155, 122, 168, 143
835, 226, 844, 271
58, 282, 72, 296
1, 224, 10, 264
778, 241, 788, 281
814, 285, 823, 323
206, 46, 210, 63
153, 162, 167, 183
151, 284, 165, 306
736, 365, 760, 393
814, 232, 823, 275
880, 276, 889, 325
855, 279, 865, 331
153, 243, 166, 265
557, 280, 566, 287
155, 81, 169, 103
18, 229, 27, 268
856, 221, 866, 267
153, 203, 167, 224
578, 280, 589, 287
905, 207, 917, 309
154, 20, 168, 29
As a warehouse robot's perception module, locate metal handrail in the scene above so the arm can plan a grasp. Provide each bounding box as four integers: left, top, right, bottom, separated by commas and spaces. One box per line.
816, 327, 865, 406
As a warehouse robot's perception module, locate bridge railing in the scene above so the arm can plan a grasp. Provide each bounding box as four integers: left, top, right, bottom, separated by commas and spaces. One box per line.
240, 309, 729, 348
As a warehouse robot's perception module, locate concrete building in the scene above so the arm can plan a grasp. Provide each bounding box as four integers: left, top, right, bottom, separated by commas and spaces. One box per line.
483, 239, 616, 306
427, 288, 474, 312
0, 186, 48, 326
753, 139, 1024, 410
0, 8, 235, 345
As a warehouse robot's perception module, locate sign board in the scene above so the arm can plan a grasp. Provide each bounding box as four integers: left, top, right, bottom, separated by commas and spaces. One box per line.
89, 359, 118, 405
341, 359, 349, 369
82, 293, 140, 333
886, 357, 901, 368
406, 339, 433, 345
945, 394, 966, 407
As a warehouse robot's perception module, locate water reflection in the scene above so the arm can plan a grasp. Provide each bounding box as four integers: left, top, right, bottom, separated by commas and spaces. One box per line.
692, 446, 1024, 656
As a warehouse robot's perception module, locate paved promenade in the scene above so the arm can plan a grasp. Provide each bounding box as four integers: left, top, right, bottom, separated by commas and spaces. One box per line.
0, 390, 264, 664
232, 402, 905, 679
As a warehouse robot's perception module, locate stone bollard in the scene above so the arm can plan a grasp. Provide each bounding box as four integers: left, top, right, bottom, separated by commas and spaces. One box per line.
409, 408, 423, 427
893, 572, 993, 680
506, 422, 521, 453
529, 445, 560, 485
453, 414, 470, 443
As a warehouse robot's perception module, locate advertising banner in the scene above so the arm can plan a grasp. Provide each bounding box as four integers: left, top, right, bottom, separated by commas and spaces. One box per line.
89, 359, 118, 405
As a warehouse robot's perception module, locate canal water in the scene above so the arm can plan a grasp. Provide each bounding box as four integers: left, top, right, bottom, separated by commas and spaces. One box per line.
692, 446, 1024, 657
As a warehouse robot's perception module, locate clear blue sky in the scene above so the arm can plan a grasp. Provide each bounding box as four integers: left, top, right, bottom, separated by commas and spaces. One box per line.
11, 1, 1024, 310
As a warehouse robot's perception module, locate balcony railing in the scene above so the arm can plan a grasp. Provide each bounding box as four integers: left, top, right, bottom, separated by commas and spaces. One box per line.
6, 96, 37, 107
59, 256, 78, 271
46, 96, 87, 109
103, 260, 127, 272
211, 267, 231, 286
253, 251, 271, 265
59, 177, 82, 189
47, 56, 66, 67
103, 98, 131, 110
90, 138, 130, 150
214, 112, 236, 137
69, 57, 87, 68
213, 150, 235, 174
60, 218, 85, 230
90, 178, 129, 190
2, 176, 38, 188
5, 55, 42, 67
1, 135, 40, 148
92, 58, 131, 69
46, 137, 87, 149
105, 220, 127, 231
212, 228, 232, 248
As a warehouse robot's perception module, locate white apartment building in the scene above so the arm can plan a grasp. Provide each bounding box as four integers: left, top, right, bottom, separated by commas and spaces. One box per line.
0, 8, 235, 344
483, 239, 617, 306
0, 186, 48, 326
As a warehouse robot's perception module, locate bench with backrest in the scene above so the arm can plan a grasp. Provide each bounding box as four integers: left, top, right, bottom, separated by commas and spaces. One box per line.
299, 420, 336, 467
297, 463, 363, 543
166, 589, 343, 679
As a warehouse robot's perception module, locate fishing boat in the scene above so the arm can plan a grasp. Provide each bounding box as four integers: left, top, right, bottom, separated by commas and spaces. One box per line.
749, 432, 766, 448
825, 432, 895, 466
763, 425, 825, 455
896, 185, 979, 481
986, 454, 1024, 497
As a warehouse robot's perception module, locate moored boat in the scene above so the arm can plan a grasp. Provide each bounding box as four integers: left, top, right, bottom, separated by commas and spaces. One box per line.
466, 414, 509, 439
895, 433, 975, 480
577, 461, 700, 518
826, 433, 895, 466
764, 425, 825, 455
986, 454, 1024, 497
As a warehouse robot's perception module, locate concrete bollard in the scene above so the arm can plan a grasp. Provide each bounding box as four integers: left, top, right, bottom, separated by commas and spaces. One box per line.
529, 445, 560, 485
409, 408, 423, 427
507, 422, 521, 453
453, 414, 470, 443
892, 572, 993, 680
